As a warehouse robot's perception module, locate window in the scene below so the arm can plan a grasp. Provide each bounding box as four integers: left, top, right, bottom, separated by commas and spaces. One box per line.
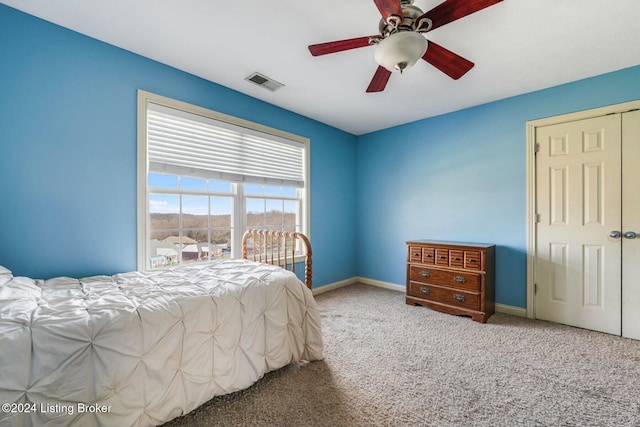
147, 174, 235, 268
137, 91, 309, 270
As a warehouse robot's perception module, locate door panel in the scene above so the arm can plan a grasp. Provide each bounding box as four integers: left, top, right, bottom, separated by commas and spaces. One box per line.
535, 114, 622, 335
622, 110, 640, 340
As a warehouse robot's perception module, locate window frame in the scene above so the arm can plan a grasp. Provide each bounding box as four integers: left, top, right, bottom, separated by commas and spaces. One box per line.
137, 90, 310, 271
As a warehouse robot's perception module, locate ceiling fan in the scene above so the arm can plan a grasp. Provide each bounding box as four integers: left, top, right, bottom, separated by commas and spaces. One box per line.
308, 0, 503, 92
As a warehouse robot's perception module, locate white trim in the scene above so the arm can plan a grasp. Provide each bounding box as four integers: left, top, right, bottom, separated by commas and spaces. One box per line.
312, 277, 358, 296
525, 120, 536, 319
495, 303, 527, 317
527, 100, 640, 128
356, 276, 405, 292
137, 93, 148, 271
525, 100, 640, 320
311, 276, 404, 296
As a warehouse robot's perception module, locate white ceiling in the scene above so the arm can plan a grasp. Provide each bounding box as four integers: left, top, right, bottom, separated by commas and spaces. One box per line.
3, 0, 640, 135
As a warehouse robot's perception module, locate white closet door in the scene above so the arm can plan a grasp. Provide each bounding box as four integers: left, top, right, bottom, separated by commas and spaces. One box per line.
535, 114, 622, 335
622, 110, 640, 340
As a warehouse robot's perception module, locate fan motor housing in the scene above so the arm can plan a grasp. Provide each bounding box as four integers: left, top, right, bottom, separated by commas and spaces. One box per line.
378, 3, 424, 36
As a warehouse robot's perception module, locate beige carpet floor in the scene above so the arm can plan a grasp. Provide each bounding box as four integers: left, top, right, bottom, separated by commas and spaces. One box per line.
163, 283, 640, 426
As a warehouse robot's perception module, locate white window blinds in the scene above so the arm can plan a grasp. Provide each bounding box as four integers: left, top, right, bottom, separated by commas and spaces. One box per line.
147, 103, 305, 188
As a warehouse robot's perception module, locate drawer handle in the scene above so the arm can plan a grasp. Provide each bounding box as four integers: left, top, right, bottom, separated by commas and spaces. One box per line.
420, 271, 431, 278
426, 254, 433, 258
453, 276, 466, 284
419, 287, 430, 295
454, 257, 461, 261
468, 259, 477, 263
439, 256, 447, 259
453, 293, 466, 302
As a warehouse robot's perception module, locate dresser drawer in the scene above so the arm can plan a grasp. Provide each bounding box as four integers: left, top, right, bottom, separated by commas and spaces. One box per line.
435, 249, 449, 265
422, 247, 435, 264
449, 250, 464, 268
464, 251, 482, 270
408, 282, 480, 311
409, 266, 481, 292
409, 247, 422, 262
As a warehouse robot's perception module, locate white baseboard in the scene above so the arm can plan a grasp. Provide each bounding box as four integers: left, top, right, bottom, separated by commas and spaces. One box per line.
356, 276, 405, 292
312, 277, 357, 296
495, 303, 527, 317
312, 276, 403, 295
314, 276, 528, 318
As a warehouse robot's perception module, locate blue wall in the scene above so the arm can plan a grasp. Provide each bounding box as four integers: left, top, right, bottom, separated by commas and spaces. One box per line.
0, 5, 358, 286
2, 4, 640, 306
356, 65, 640, 307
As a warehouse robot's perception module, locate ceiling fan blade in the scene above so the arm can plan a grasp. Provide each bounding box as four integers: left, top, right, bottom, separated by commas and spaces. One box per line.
373, 0, 404, 23
416, 0, 503, 32
422, 41, 474, 80
308, 36, 381, 56
366, 66, 392, 93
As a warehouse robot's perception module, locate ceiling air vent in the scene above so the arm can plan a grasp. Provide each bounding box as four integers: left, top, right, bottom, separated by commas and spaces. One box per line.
245, 72, 284, 92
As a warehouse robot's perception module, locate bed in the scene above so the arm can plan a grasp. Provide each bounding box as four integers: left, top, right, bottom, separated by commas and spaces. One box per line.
0, 230, 323, 427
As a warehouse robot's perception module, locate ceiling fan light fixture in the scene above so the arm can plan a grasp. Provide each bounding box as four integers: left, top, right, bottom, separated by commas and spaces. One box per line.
374, 31, 428, 73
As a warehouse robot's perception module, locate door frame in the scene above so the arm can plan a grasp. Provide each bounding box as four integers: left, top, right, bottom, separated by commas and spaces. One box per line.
525, 100, 640, 319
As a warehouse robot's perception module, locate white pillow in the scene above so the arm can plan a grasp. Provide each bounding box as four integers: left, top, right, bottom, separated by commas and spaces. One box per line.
0, 265, 13, 286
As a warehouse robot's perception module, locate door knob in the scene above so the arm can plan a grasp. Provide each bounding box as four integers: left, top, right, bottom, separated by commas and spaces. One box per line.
624, 231, 637, 239
610, 231, 621, 238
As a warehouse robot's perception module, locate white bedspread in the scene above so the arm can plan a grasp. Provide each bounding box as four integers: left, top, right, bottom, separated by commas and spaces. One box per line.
0, 260, 323, 426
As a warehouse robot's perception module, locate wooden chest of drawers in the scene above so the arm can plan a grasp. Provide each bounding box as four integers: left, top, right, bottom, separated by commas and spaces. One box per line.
406, 240, 495, 323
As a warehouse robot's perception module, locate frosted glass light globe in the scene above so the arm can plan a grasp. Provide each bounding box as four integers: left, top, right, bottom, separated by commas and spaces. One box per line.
374, 32, 428, 73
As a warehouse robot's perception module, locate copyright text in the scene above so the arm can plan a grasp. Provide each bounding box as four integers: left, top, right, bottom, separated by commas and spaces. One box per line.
1, 402, 112, 415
